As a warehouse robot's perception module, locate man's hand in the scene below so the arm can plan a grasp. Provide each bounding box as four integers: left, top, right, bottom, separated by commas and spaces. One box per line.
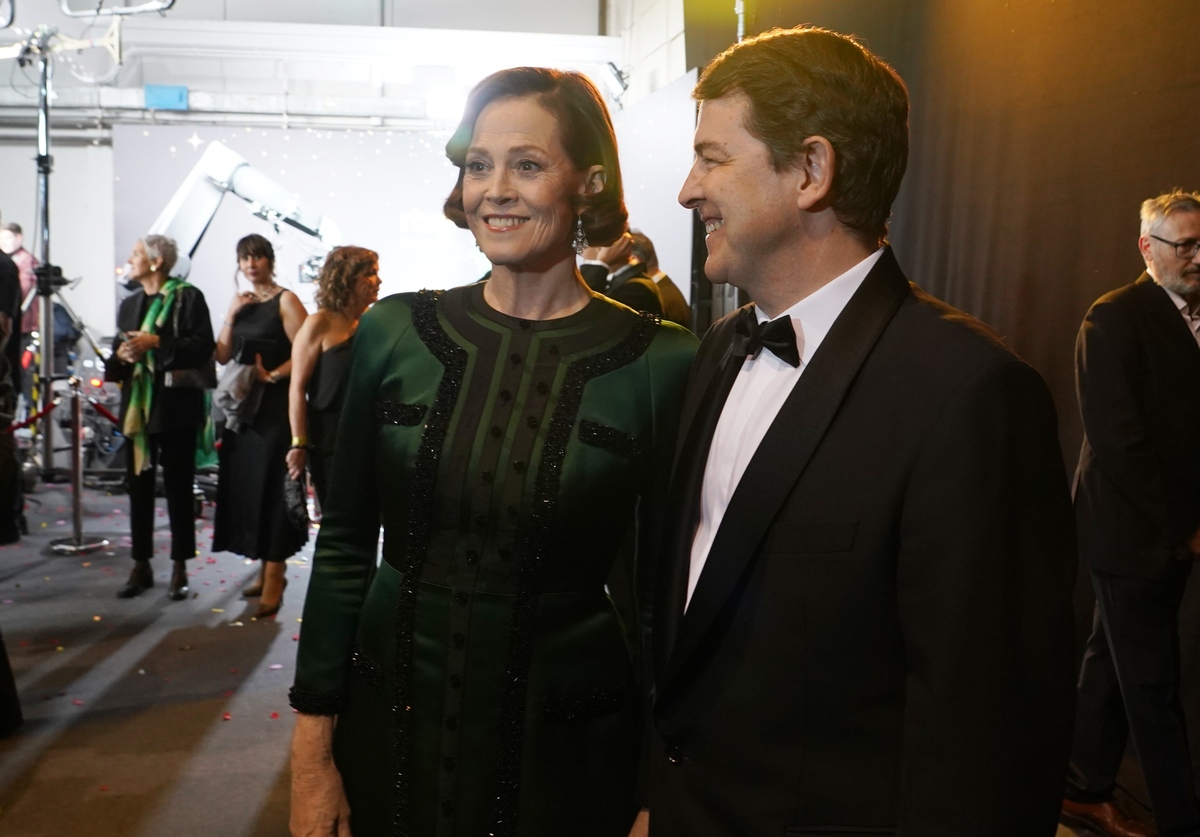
596, 233, 633, 270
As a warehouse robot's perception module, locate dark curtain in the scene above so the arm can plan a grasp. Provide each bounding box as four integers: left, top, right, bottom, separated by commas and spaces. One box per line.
685, 0, 1200, 812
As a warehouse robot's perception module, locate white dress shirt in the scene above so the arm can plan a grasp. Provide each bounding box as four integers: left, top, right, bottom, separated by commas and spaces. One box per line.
685, 248, 884, 609
1160, 283, 1200, 349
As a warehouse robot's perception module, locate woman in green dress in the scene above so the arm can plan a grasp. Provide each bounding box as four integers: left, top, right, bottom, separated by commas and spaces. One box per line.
289, 67, 697, 837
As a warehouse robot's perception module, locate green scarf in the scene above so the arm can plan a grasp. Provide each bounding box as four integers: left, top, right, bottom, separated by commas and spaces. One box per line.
122, 278, 217, 473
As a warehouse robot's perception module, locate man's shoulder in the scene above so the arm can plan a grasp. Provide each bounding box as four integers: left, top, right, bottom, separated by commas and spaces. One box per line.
899, 283, 1019, 366
0, 252, 16, 281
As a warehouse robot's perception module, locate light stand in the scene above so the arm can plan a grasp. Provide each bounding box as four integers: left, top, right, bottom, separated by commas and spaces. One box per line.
30, 31, 64, 480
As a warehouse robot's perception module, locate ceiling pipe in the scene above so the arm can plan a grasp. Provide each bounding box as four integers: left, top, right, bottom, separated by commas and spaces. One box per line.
59, 0, 174, 17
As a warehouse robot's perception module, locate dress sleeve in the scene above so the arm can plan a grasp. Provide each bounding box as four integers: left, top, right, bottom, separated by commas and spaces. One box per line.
290, 296, 411, 715
633, 321, 697, 803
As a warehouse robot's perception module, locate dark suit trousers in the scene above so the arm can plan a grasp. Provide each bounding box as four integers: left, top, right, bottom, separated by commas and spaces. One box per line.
1067, 566, 1200, 836
126, 426, 197, 563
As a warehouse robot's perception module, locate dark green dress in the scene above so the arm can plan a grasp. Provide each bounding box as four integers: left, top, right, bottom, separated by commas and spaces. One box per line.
291, 284, 696, 837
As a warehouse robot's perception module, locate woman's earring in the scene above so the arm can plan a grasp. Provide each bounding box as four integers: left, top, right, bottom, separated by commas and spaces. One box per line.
572, 215, 589, 255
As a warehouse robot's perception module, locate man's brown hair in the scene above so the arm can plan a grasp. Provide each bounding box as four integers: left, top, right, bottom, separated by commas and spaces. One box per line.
695, 26, 909, 244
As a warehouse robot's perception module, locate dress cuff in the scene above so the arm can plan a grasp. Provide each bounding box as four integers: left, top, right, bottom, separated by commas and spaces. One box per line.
288, 685, 345, 716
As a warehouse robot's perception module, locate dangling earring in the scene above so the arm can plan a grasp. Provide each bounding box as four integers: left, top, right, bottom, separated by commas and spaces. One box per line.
572, 215, 589, 255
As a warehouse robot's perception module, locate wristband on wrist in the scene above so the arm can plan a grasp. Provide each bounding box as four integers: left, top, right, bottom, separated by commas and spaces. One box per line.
268, 370, 279, 383
291, 436, 308, 447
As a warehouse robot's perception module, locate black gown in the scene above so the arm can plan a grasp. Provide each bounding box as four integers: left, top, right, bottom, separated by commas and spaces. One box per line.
307, 337, 353, 508
213, 293, 308, 562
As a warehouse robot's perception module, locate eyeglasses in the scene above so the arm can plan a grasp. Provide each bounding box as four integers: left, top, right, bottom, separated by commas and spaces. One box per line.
1149, 234, 1200, 259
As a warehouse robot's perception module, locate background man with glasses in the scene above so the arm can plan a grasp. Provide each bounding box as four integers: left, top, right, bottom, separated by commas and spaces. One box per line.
1062, 190, 1200, 837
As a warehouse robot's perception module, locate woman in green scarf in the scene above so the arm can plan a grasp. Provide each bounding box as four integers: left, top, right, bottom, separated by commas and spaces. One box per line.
105, 235, 216, 601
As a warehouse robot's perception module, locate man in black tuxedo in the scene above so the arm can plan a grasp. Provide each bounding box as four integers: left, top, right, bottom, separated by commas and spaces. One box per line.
627, 231, 691, 330
644, 26, 1078, 837
581, 233, 665, 318
1061, 191, 1200, 837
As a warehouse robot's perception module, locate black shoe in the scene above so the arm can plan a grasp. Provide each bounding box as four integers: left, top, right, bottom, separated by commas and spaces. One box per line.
117, 560, 153, 598
167, 560, 189, 601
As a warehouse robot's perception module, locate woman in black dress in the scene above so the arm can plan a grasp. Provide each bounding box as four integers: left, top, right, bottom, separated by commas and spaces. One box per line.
286, 246, 381, 507
213, 233, 308, 617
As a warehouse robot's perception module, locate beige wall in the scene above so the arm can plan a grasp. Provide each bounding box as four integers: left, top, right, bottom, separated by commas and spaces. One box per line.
607, 0, 687, 107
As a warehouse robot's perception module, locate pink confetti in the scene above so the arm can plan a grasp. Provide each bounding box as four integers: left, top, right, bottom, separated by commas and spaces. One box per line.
268, 664, 283, 670
269, 712, 279, 719
222, 712, 232, 721
72, 698, 84, 706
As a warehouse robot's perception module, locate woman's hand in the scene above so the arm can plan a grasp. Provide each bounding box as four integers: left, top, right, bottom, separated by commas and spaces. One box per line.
627, 809, 649, 837
286, 446, 308, 481
115, 340, 139, 364
226, 290, 256, 319
122, 331, 160, 359
254, 353, 274, 383
290, 715, 352, 837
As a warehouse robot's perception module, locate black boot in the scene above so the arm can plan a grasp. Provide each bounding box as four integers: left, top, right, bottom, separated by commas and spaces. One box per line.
117, 560, 153, 599
167, 560, 189, 601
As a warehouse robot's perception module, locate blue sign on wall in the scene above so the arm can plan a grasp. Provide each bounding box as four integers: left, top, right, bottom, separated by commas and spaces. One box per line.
143, 85, 189, 111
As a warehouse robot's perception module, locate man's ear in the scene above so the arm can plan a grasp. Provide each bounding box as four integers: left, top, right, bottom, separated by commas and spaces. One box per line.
1138, 234, 1154, 265
582, 165, 607, 196
795, 136, 835, 211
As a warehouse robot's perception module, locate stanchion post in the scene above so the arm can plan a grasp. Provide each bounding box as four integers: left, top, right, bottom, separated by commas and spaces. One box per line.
50, 378, 108, 556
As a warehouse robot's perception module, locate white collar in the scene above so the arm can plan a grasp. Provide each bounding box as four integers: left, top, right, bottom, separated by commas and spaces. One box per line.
754, 248, 884, 368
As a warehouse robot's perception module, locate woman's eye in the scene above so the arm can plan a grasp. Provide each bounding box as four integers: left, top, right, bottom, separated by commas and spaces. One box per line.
516, 160, 539, 173
465, 161, 487, 174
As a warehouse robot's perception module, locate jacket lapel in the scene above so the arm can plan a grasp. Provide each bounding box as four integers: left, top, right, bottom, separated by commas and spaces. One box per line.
1136, 273, 1200, 369
654, 313, 748, 681
664, 250, 911, 687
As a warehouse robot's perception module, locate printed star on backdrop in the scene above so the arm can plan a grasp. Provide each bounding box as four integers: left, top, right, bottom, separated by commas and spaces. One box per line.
185, 132, 203, 151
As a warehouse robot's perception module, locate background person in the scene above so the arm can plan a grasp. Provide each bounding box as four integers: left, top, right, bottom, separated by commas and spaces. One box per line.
105, 235, 215, 600
212, 233, 308, 618
285, 245, 381, 507
288, 67, 696, 837
0, 223, 39, 371
1062, 190, 1200, 837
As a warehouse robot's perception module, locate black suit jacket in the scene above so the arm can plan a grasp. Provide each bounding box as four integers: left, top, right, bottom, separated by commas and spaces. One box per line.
1073, 273, 1200, 580
104, 285, 215, 434
650, 249, 1077, 836
581, 261, 666, 318
653, 274, 691, 331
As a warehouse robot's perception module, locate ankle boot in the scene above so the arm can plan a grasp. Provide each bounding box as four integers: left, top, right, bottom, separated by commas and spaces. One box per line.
117, 560, 153, 599
167, 560, 190, 601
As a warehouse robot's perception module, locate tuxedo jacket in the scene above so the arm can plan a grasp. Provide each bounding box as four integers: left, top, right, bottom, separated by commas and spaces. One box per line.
654, 274, 692, 331
1073, 273, 1200, 580
649, 249, 1078, 837
581, 261, 666, 319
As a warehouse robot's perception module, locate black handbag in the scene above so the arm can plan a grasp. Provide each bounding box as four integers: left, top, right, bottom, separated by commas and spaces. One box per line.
283, 473, 309, 530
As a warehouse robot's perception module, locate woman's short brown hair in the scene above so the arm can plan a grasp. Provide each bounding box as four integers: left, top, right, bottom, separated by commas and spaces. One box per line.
314, 246, 378, 312
443, 67, 627, 247
696, 26, 909, 244
236, 233, 275, 271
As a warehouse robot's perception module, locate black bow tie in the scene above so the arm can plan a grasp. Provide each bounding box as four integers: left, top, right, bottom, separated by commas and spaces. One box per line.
733, 309, 800, 368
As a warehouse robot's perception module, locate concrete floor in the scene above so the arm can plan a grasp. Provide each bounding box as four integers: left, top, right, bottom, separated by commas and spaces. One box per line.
0, 483, 309, 837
